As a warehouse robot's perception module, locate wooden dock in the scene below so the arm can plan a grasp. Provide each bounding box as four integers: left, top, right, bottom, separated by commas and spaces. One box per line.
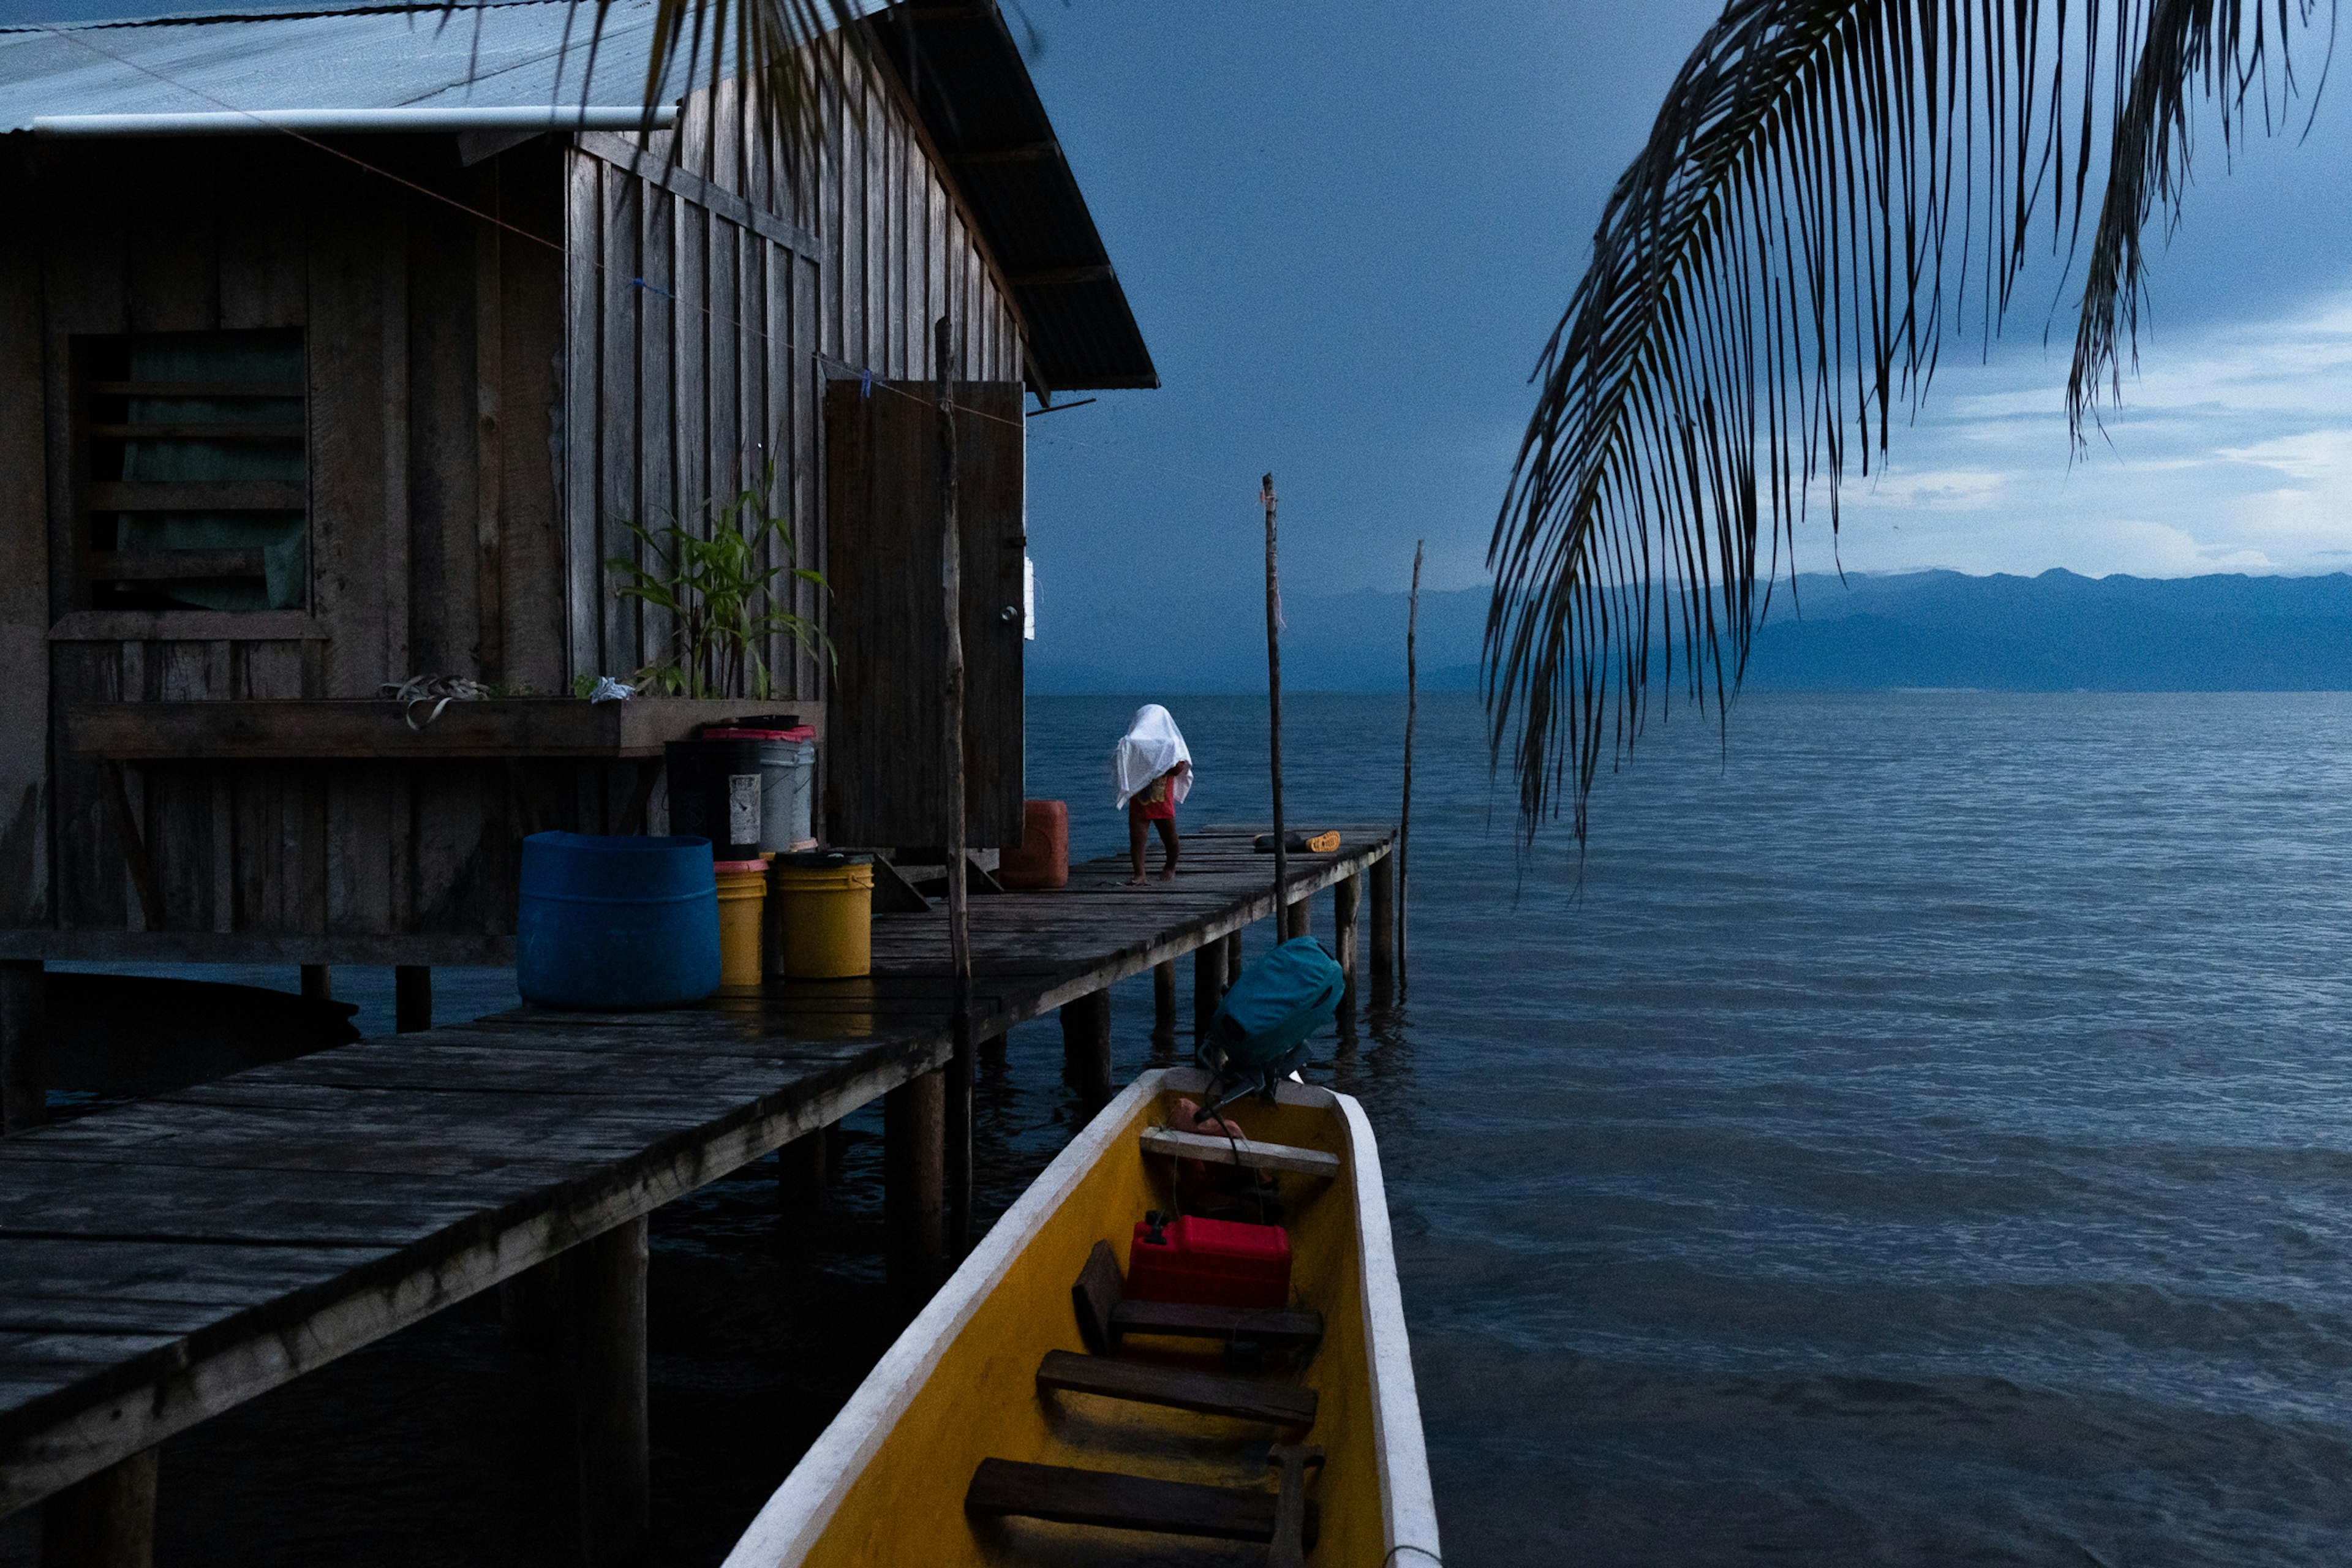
0, 826, 1393, 1562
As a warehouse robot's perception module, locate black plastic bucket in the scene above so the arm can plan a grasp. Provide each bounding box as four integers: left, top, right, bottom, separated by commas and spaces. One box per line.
665, 738, 766, 860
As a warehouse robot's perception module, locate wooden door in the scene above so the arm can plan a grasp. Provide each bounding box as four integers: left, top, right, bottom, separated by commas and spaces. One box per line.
824, 379, 1024, 848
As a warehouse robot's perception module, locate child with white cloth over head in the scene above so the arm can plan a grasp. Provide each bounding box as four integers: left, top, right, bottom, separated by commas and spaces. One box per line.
1114, 704, 1193, 884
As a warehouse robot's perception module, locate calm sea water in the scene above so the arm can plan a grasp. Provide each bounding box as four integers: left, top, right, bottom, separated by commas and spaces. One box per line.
1232, 688, 2352, 1566
10, 689, 2351, 1566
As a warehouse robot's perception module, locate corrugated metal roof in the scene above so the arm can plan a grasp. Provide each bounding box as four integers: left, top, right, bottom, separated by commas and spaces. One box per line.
0, 1, 685, 128
0, 0, 1156, 393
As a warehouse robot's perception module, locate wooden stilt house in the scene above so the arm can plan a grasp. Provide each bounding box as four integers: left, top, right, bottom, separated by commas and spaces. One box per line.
0, 0, 1155, 983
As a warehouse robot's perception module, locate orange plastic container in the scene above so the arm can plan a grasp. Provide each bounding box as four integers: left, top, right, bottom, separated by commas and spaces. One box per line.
997, 799, 1069, 890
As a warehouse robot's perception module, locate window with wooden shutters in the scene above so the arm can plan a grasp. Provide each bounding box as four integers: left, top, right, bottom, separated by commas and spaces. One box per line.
76, 329, 307, 612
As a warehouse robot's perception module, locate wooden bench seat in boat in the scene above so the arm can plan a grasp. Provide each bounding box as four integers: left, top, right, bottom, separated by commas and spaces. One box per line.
1072, 1240, 1324, 1354
717, 1068, 1436, 1567
964, 1458, 1317, 1548
1138, 1126, 1342, 1178
1036, 1349, 1319, 1429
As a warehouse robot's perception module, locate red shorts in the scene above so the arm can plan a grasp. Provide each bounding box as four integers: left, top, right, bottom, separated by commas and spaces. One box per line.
1129, 786, 1176, 823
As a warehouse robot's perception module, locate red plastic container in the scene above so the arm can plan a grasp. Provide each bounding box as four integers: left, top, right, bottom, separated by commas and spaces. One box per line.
997, 799, 1069, 890
1126, 1215, 1292, 1309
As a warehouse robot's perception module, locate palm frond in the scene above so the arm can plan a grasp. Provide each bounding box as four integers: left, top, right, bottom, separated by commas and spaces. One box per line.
503, 0, 869, 156
1487, 0, 2331, 842
637, 0, 868, 154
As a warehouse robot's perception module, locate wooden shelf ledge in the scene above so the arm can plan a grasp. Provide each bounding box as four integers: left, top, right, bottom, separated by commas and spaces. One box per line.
62, 697, 826, 761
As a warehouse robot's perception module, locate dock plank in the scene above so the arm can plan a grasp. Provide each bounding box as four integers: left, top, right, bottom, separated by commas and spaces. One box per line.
0, 826, 1392, 1519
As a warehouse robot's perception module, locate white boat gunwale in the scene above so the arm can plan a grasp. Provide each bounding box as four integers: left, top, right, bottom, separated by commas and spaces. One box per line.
718, 1064, 1441, 1567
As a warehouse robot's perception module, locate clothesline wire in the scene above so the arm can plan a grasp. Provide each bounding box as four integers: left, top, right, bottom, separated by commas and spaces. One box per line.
35, 18, 1270, 506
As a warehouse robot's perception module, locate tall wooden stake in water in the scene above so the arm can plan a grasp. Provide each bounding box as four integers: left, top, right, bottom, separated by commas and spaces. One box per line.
938, 317, 974, 1257
1401, 539, 1422, 996
1262, 473, 1287, 924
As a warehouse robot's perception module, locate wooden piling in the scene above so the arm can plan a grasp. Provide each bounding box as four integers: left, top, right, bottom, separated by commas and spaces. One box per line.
299, 964, 332, 1003
1193, 939, 1227, 1043
1060, 988, 1112, 1106
1262, 473, 1289, 935
1223, 929, 1242, 989
1401, 540, 1422, 995
573, 1219, 649, 1568
884, 1071, 945, 1302
1284, 894, 1311, 941
38, 1448, 156, 1568
777, 1124, 828, 1211
1333, 872, 1360, 1020
1153, 960, 1177, 1036
937, 316, 975, 1260
1, 959, 42, 1135
499, 1220, 649, 1568
1370, 851, 1395, 998
394, 965, 431, 1033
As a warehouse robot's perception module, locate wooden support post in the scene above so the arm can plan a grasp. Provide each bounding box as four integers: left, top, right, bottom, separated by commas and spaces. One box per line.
1, 958, 43, 1135
777, 1124, 828, 1211
1401, 539, 1421, 998
1060, 988, 1112, 1106
1193, 938, 1227, 1044
1153, 960, 1177, 1035
394, 965, 431, 1033
501, 1221, 650, 1567
39, 1448, 157, 1568
1370, 852, 1395, 1000
885, 1071, 945, 1303
300, 964, 332, 1003
1262, 472, 1291, 953
937, 314, 975, 1261
1223, 930, 1242, 990
1333, 871, 1360, 1021
572, 1219, 649, 1568
1284, 891, 1311, 941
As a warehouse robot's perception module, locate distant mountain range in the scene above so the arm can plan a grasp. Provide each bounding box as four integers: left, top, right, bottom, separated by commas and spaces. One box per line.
1026, 569, 2352, 694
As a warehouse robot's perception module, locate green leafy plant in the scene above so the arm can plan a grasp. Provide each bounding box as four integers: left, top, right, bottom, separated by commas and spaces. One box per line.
606, 473, 831, 700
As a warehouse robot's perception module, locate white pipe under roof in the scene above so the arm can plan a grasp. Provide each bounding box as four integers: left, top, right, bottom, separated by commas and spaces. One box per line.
31, 105, 677, 137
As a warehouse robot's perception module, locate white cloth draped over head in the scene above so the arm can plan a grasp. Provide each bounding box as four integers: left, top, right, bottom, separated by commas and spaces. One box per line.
1113, 704, 1194, 809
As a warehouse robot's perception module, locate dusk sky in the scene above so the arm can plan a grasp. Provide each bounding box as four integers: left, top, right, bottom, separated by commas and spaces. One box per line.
1008, 1, 2352, 628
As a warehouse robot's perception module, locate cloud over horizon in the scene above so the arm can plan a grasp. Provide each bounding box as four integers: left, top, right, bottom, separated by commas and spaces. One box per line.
1790, 290, 2352, 580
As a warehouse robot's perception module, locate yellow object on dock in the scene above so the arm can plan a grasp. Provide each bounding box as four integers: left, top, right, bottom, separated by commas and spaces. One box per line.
772, 853, 875, 979
713, 861, 768, 989
720, 1066, 1438, 1567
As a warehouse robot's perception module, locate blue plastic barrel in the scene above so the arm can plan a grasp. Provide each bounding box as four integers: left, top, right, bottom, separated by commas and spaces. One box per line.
517, 832, 722, 1009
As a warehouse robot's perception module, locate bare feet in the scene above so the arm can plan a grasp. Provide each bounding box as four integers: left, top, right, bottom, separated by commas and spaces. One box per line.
1125, 874, 1146, 886
1157, 867, 1178, 882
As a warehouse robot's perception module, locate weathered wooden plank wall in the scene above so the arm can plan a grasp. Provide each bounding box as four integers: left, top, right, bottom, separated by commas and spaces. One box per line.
562, 59, 1023, 703
0, 186, 48, 928
1, 47, 1033, 949
10, 136, 592, 944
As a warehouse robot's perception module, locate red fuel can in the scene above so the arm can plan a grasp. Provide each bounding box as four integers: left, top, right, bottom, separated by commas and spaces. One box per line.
1126, 1214, 1292, 1309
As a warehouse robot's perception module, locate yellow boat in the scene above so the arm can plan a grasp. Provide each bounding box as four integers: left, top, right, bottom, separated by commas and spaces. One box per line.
722, 1065, 1439, 1567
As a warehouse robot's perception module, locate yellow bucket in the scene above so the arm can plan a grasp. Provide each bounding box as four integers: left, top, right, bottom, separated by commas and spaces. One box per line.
771, 852, 874, 979
713, 860, 769, 989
